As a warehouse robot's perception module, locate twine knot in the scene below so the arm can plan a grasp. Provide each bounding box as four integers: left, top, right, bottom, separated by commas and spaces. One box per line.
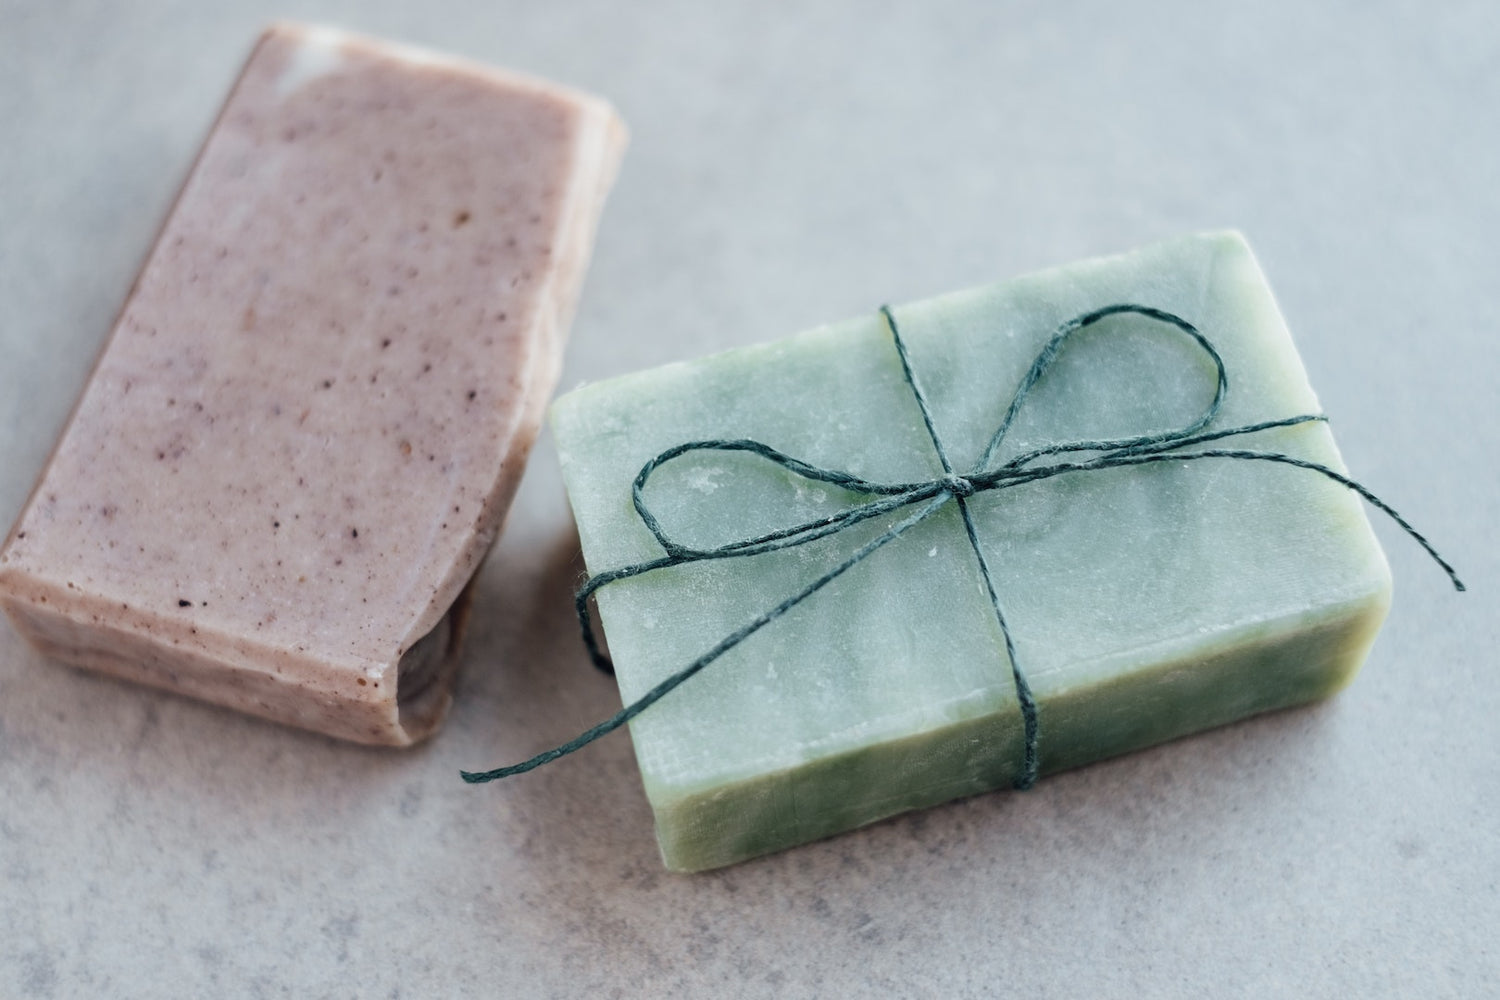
942, 474, 977, 499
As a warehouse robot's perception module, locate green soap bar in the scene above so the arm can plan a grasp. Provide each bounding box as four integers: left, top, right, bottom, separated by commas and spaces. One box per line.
551, 231, 1391, 872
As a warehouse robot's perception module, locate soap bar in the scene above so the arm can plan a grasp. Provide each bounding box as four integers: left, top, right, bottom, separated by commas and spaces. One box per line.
551, 232, 1392, 870
0, 24, 625, 745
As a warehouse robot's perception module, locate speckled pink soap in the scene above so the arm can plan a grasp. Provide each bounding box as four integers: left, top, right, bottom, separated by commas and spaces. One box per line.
0, 24, 626, 745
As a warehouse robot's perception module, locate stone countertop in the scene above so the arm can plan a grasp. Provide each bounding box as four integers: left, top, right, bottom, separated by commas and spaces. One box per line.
2, 2, 1494, 997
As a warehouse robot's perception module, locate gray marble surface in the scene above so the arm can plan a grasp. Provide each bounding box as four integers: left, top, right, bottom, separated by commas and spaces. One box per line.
2, 1, 1495, 997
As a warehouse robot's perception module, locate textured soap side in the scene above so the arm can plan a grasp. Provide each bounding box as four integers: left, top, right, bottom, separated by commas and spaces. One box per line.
645, 590, 1390, 871
0, 24, 626, 745
554, 231, 1392, 871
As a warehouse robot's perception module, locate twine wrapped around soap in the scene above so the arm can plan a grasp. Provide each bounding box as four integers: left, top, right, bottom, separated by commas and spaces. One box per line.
462, 304, 1463, 787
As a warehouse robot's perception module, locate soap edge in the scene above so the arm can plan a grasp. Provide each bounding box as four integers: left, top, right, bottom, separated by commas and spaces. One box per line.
643, 580, 1393, 872
264, 20, 627, 127
391, 59, 629, 663
549, 231, 1255, 420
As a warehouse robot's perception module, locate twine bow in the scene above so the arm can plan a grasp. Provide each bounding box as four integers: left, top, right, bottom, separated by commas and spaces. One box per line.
463, 304, 1463, 787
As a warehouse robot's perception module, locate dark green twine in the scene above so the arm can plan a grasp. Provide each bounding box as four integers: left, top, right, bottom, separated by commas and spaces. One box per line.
461, 304, 1464, 789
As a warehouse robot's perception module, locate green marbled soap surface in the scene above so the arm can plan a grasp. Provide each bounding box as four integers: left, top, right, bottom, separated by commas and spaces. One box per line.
551, 231, 1391, 871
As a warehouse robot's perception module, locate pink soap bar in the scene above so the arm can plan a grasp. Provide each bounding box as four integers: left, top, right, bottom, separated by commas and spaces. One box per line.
0, 24, 626, 745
